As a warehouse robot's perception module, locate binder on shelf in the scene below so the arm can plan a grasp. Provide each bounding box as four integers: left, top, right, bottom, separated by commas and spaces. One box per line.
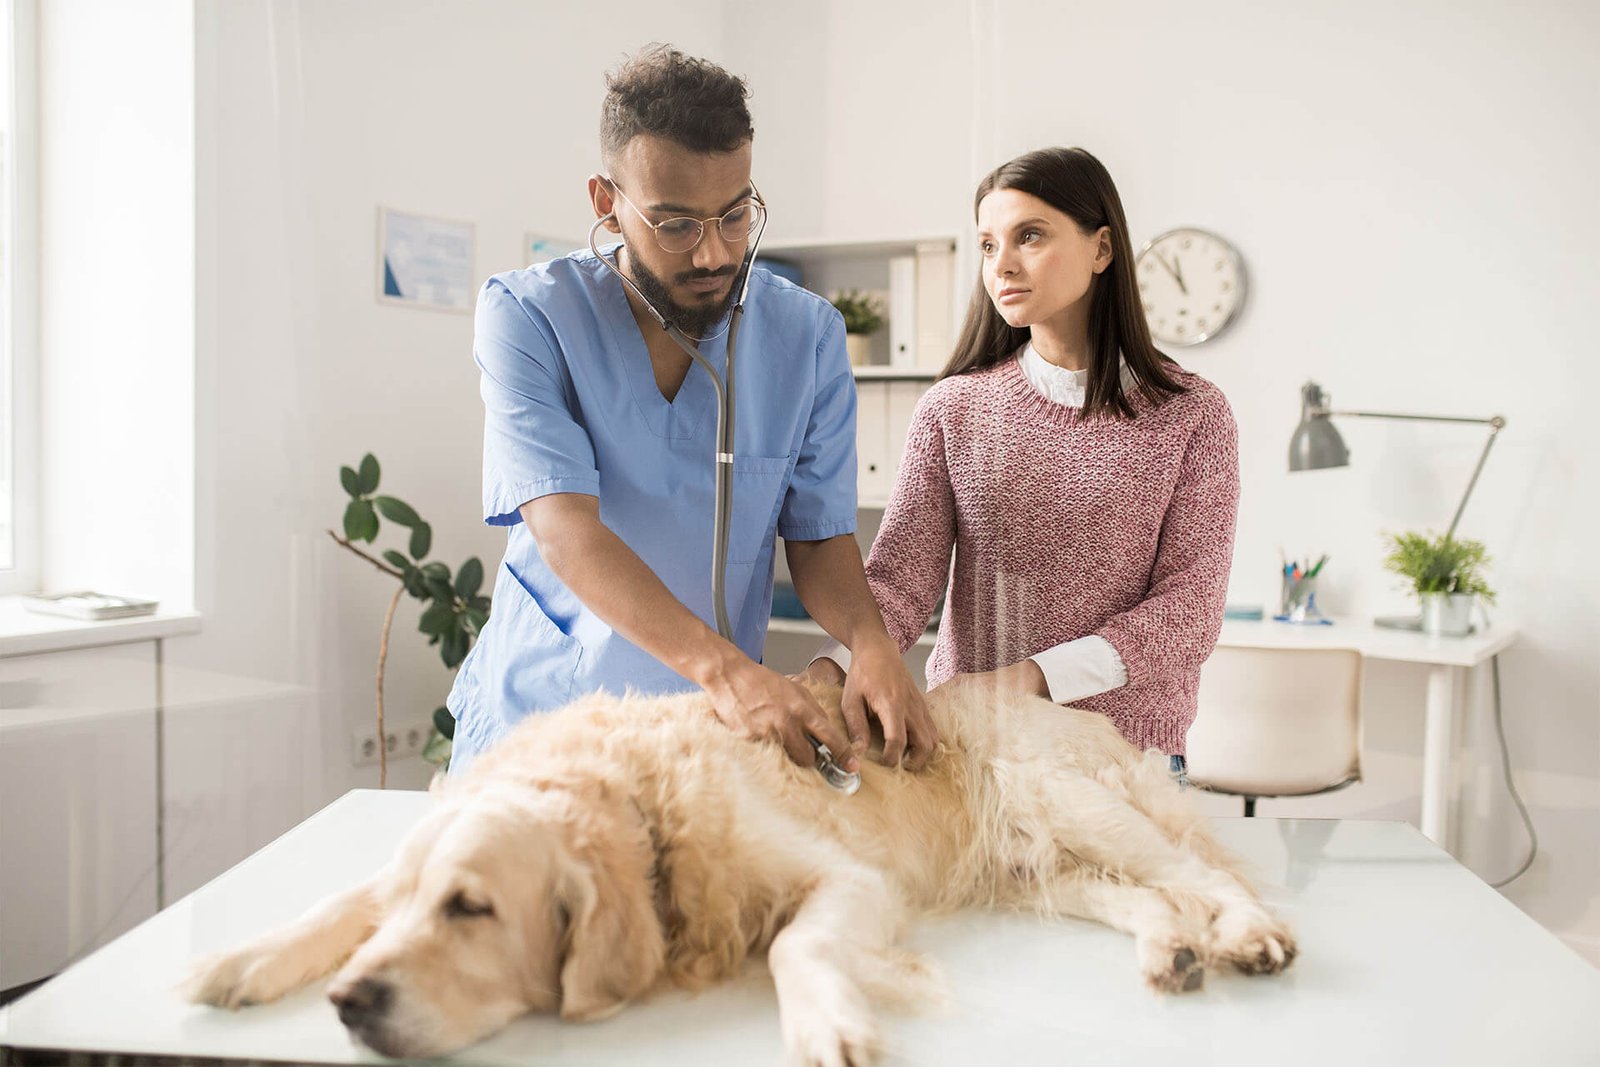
914, 241, 956, 372
888, 254, 918, 370
885, 380, 926, 489
855, 383, 892, 503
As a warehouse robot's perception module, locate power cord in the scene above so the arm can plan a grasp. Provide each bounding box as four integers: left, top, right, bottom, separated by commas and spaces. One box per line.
1487, 653, 1538, 889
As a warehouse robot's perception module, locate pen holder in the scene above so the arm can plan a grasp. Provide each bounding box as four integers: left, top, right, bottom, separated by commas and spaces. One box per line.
1276, 574, 1323, 624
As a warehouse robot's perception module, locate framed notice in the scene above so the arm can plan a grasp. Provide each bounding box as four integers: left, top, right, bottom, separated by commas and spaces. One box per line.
377, 207, 476, 313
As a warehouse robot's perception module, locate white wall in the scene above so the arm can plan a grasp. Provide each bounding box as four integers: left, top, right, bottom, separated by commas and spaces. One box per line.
38, 0, 193, 605
730, 0, 1600, 960
158, 0, 1598, 965
184, 1, 729, 806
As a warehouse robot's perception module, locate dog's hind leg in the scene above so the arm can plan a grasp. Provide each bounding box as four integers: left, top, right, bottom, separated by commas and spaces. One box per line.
182, 878, 384, 1009
768, 864, 932, 1067
1034, 871, 1209, 993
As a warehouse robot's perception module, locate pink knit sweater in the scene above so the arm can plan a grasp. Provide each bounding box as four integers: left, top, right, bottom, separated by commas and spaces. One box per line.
866, 356, 1239, 755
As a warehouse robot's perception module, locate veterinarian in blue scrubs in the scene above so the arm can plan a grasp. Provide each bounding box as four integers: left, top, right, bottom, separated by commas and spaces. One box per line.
447, 47, 936, 777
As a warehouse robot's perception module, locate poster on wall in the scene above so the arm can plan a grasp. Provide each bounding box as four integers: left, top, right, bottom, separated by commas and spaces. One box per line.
377, 207, 476, 313
525, 232, 583, 265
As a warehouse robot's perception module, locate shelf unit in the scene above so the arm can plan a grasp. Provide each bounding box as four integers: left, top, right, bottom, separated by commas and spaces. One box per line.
757, 234, 962, 375
757, 235, 958, 684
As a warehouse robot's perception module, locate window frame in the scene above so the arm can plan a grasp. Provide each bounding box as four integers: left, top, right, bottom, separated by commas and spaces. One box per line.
1, 0, 38, 595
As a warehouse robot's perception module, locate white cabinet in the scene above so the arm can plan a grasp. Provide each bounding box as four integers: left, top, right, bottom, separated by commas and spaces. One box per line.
0, 644, 160, 989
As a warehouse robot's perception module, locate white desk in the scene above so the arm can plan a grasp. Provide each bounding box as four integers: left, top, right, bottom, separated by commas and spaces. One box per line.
1216, 618, 1517, 848
5, 788, 1595, 1066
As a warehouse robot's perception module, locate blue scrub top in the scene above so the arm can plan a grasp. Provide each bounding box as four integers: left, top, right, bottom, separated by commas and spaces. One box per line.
446, 247, 858, 767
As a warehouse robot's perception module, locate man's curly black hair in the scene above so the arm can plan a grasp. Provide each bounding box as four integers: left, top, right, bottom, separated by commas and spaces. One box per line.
601, 45, 754, 168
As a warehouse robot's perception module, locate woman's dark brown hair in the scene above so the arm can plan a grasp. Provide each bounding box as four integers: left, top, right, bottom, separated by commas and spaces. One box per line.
941, 147, 1185, 419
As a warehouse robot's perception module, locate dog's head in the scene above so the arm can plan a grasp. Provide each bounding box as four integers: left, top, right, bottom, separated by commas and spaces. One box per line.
326, 780, 665, 1057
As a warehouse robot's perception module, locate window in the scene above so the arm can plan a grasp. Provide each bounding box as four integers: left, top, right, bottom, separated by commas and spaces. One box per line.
0, 0, 36, 594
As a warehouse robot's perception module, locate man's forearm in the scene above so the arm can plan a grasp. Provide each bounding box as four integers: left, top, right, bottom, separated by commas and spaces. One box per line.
785, 535, 895, 653
521, 496, 739, 687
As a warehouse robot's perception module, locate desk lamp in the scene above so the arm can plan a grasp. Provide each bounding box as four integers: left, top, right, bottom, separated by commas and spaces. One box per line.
1288, 381, 1506, 631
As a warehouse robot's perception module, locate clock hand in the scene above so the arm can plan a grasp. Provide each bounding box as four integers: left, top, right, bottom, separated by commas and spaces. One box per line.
1172, 254, 1187, 293
1154, 251, 1189, 295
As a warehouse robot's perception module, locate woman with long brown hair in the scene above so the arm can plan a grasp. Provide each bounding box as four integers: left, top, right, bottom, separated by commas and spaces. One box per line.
811, 147, 1239, 765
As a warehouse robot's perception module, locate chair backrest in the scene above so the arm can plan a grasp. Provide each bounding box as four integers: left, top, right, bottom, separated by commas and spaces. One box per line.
1185, 645, 1363, 798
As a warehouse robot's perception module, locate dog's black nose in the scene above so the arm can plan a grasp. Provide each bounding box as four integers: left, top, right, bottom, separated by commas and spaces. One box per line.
329, 977, 393, 1027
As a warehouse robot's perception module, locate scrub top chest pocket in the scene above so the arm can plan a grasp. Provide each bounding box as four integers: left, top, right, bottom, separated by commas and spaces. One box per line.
729, 454, 796, 564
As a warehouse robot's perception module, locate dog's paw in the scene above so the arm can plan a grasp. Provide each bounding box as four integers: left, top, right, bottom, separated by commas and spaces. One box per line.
181, 943, 308, 1009
1212, 910, 1297, 976
784, 1004, 881, 1067
1140, 943, 1206, 994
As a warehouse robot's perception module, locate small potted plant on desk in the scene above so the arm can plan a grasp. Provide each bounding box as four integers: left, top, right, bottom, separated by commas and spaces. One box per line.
1382, 530, 1496, 636
831, 290, 885, 367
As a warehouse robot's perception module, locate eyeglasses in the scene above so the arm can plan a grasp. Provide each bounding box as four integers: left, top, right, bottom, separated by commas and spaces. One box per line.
605, 177, 766, 254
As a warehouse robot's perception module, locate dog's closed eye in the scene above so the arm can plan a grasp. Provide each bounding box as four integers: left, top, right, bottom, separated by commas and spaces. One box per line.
442, 890, 496, 920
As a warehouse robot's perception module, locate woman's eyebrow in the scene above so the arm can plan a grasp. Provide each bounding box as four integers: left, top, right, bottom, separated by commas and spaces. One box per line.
978, 217, 1053, 238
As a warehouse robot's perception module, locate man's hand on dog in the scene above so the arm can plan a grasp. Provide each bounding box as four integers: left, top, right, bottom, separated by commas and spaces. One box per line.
792, 638, 940, 772
703, 656, 859, 773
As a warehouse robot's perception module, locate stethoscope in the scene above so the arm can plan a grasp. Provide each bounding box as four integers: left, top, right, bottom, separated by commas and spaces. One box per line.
587, 186, 860, 795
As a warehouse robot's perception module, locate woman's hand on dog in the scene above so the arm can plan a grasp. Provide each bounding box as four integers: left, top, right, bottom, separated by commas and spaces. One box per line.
702, 655, 860, 773
928, 660, 1051, 704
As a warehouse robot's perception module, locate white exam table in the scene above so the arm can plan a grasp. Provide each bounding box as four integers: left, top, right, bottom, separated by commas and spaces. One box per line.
2, 789, 1596, 1065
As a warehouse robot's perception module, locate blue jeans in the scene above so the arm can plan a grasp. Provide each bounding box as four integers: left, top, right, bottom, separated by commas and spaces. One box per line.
1169, 754, 1190, 789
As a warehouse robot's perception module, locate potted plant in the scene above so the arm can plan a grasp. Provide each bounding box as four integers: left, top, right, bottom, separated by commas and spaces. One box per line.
1382, 530, 1495, 636
831, 290, 885, 367
330, 454, 487, 783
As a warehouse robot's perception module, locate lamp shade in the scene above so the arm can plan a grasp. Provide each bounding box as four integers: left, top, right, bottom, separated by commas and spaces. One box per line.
1288, 381, 1351, 471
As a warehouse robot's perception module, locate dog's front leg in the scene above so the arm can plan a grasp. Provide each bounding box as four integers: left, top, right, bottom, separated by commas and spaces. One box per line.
768, 864, 918, 1067
183, 877, 384, 1010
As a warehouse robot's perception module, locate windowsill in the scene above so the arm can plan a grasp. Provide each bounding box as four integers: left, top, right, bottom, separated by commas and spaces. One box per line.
0, 597, 202, 658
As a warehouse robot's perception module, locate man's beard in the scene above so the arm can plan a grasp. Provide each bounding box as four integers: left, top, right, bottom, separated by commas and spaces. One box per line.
623, 241, 739, 339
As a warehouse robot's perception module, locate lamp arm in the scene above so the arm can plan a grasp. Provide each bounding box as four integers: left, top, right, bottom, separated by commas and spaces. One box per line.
1323, 409, 1507, 429
1445, 420, 1505, 540
1313, 405, 1508, 538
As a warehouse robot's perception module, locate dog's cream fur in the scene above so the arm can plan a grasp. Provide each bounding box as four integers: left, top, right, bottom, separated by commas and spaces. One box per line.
185, 685, 1295, 1064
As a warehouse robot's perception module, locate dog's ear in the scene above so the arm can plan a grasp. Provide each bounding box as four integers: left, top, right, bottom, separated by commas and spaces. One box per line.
556, 798, 665, 1021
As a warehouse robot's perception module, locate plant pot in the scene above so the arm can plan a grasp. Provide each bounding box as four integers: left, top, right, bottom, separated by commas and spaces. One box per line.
1419, 592, 1475, 636
844, 333, 872, 367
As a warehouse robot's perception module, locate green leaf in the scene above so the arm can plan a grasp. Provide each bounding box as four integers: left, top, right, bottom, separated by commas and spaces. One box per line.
374, 495, 420, 528
420, 561, 450, 583
339, 466, 360, 497
403, 569, 428, 598
421, 730, 452, 766
419, 600, 456, 636
442, 627, 469, 669
409, 522, 432, 560
358, 454, 381, 494
343, 499, 379, 542
454, 557, 484, 598
382, 550, 411, 571
432, 705, 456, 740
463, 607, 489, 635
468, 595, 492, 613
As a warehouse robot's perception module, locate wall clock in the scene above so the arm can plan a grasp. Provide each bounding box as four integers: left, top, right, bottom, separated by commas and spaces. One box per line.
1134, 227, 1246, 346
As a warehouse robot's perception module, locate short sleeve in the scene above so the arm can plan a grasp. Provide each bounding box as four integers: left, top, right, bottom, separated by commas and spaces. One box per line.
475, 279, 600, 526
776, 314, 857, 541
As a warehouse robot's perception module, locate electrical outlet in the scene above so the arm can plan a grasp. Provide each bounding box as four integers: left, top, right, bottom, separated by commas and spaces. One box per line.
351, 721, 428, 766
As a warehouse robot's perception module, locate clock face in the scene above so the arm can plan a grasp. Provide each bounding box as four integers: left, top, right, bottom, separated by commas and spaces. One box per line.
1135, 227, 1246, 347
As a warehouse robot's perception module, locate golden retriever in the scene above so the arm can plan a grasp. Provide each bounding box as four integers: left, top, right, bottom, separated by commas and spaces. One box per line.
184, 684, 1295, 1064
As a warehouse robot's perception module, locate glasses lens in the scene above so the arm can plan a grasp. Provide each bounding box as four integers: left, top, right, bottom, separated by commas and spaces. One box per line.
718, 201, 763, 243
654, 218, 703, 253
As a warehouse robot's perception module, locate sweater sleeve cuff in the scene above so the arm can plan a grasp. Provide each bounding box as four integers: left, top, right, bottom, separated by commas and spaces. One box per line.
1030, 635, 1128, 704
